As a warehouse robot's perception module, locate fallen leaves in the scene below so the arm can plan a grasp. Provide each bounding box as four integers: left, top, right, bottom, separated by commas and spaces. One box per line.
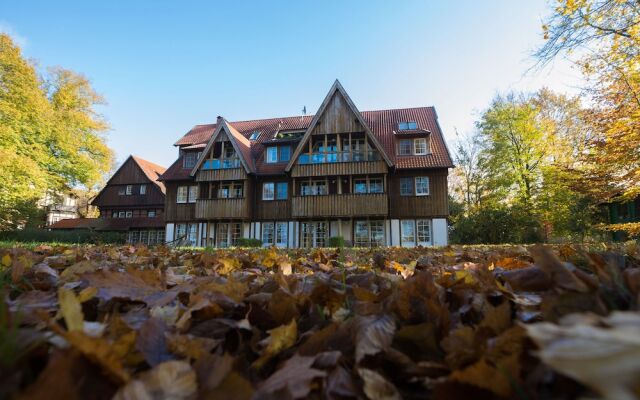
2, 243, 640, 399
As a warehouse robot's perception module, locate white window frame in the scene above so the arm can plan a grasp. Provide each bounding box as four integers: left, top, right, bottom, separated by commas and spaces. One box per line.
275, 222, 288, 248
125, 211, 133, 218
398, 139, 412, 155
279, 146, 291, 162
140, 184, 146, 195
249, 131, 260, 140
266, 147, 278, 163
118, 211, 125, 218
415, 177, 430, 196
177, 186, 188, 203
262, 222, 274, 246
263, 182, 275, 201
401, 220, 416, 247
188, 185, 198, 203
112, 211, 118, 218
414, 138, 427, 155
416, 219, 432, 246
126, 185, 133, 195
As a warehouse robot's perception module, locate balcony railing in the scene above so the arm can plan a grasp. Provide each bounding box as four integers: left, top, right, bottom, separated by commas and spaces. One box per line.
195, 198, 250, 219
292, 193, 388, 217
298, 150, 380, 165
202, 158, 241, 170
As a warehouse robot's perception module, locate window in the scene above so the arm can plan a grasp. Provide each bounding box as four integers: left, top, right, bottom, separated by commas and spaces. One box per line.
400, 178, 413, 196
125, 211, 133, 218
177, 186, 188, 203
301, 222, 327, 247
140, 231, 148, 244
414, 138, 428, 155
118, 211, 125, 218
232, 183, 243, 198
118, 187, 125, 195
218, 184, 230, 199
266, 147, 278, 163
354, 220, 385, 247
354, 179, 368, 194
398, 121, 418, 130
216, 223, 241, 248
301, 181, 327, 196
140, 185, 146, 195
415, 177, 429, 196
279, 146, 291, 162
401, 220, 416, 247
148, 210, 156, 217
183, 152, 196, 169
175, 223, 186, 240
262, 222, 274, 246
263, 183, 275, 200
399, 139, 412, 155
188, 186, 198, 203
276, 182, 288, 200
249, 131, 260, 140
275, 222, 288, 247
112, 211, 118, 218
369, 178, 383, 193
187, 224, 197, 246
416, 220, 431, 245
126, 185, 133, 195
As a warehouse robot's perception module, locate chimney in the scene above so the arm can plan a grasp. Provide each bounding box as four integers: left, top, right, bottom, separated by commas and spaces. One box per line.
217, 116, 223, 124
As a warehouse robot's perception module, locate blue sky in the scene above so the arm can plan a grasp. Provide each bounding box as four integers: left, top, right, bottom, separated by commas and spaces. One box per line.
1, 0, 583, 169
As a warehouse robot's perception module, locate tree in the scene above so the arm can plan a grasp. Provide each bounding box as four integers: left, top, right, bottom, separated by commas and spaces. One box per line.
0, 34, 113, 230
449, 130, 490, 211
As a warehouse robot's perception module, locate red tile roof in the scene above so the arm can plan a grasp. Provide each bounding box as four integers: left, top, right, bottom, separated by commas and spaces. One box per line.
131, 156, 167, 193
49, 217, 165, 231
162, 106, 452, 180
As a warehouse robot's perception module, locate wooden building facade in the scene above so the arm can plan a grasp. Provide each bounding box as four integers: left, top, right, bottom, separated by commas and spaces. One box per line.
159, 80, 453, 247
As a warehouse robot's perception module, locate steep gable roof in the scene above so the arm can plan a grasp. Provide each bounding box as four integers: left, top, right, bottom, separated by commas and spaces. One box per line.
285, 80, 393, 172
190, 117, 254, 175
131, 156, 167, 193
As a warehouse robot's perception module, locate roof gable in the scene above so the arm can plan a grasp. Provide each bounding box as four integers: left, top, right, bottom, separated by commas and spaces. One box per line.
285, 80, 393, 172
92, 155, 166, 205
190, 118, 254, 175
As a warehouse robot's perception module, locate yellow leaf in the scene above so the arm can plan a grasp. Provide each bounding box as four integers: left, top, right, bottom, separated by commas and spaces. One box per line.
58, 287, 84, 332
217, 258, 240, 274
253, 319, 297, 368
78, 286, 98, 303
1, 254, 11, 267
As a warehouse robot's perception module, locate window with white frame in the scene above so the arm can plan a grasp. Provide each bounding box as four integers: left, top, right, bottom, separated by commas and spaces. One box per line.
401, 220, 416, 247
353, 177, 384, 194
275, 222, 288, 247
400, 177, 413, 196
232, 182, 243, 198
415, 177, 429, 196
112, 211, 118, 218
177, 186, 188, 203
175, 223, 186, 240
414, 138, 428, 155
263, 183, 275, 200
399, 139, 412, 155
266, 147, 278, 163
188, 185, 198, 203
249, 131, 260, 140
216, 222, 241, 248
125, 211, 133, 218
301, 181, 328, 196
416, 220, 431, 246
119, 211, 125, 218
354, 220, 384, 247
140, 184, 146, 195
301, 222, 327, 247
126, 185, 133, 195
262, 222, 275, 246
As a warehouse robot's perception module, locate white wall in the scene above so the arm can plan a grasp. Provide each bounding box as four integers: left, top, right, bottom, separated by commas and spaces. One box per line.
165, 223, 174, 243
432, 218, 448, 246
390, 219, 400, 246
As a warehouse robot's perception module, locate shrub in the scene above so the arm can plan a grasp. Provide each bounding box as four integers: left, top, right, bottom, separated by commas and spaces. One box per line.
237, 237, 262, 247
0, 229, 125, 244
328, 236, 345, 248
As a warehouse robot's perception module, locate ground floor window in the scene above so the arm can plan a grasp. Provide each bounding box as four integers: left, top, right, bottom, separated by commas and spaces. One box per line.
262, 222, 288, 247
301, 221, 327, 247
354, 220, 385, 247
216, 222, 241, 248
128, 229, 165, 245
174, 223, 197, 246
401, 219, 432, 247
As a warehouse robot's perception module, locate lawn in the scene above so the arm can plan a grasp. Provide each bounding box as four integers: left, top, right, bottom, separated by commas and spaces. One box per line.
1, 243, 639, 399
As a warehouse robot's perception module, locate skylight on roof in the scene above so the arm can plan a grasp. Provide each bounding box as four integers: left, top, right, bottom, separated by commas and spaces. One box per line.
249, 131, 260, 140
398, 121, 418, 130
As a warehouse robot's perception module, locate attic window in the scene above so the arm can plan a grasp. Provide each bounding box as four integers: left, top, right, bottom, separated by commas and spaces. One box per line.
398, 121, 418, 130
249, 131, 260, 140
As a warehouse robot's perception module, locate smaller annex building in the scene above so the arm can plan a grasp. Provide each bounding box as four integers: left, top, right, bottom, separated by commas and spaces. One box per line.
49, 156, 167, 244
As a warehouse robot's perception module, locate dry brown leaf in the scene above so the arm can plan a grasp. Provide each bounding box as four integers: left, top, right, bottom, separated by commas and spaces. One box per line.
113, 360, 196, 400
357, 368, 401, 400
354, 314, 396, 363
256, 354, 326, 399
253, 319, 298, 368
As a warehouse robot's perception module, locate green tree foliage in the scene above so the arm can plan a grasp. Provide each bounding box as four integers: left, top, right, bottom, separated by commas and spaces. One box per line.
0, 34, 113, 230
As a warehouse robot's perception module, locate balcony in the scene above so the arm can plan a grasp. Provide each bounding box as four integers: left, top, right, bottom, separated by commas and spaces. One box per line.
292, 193, 388, 218
195, 198, 251, 219
292, 151, 387, 177
202, 158, 241, 170
196, 158, 246, 181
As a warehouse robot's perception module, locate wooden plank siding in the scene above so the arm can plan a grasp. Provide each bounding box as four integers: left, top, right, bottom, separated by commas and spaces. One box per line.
164, 182, 195, 222
292, 193, 388, 218
93, 157, 165, 208
195, 198, 251, 220
290, 161, 387, 177
195, 168, 246, 182
254, 176, 291, 220
388, 169, 449, 218
311, 91, 364, 136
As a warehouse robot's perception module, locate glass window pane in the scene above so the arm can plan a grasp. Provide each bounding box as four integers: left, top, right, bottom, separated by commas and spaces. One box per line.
266, 147, 278, 163
262, 222, 274, 246
415, 177, 429, 196
177, 186, 188, 203
414, 138, 427, 155
401, 220, 415, 246
276, 182, 288, 199
369, 178, 383, 193
370, 221, 384, 246
188, 186, 198, 203
140, 185, 146, 195
263, 183, 275, 200
279, 146, 291, 162
275, 222, 288, 247
399, 139, 412, 155
354, 221, 369, 246
417, 220, 431, 245
400, 178, 413, 196
354, 179, 367, 194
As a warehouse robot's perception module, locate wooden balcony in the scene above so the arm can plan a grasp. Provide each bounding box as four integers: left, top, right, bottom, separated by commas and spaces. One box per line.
291, 193, 388, 218
195, 198, 251, 219
195, 168, 246, 182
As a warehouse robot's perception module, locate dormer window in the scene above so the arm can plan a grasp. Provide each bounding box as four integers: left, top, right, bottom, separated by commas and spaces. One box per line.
398, 137, 430, 156
398, 121, 418, 130
183, 152, 201, 169
249, 131, 260, 140
414, 138, 428, 155
265, 145, 291, 163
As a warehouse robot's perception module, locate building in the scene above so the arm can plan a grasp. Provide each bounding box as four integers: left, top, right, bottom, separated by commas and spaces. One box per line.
40, 191, 79, 226
159, 80, 453, 247
50, 155, 167, 244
